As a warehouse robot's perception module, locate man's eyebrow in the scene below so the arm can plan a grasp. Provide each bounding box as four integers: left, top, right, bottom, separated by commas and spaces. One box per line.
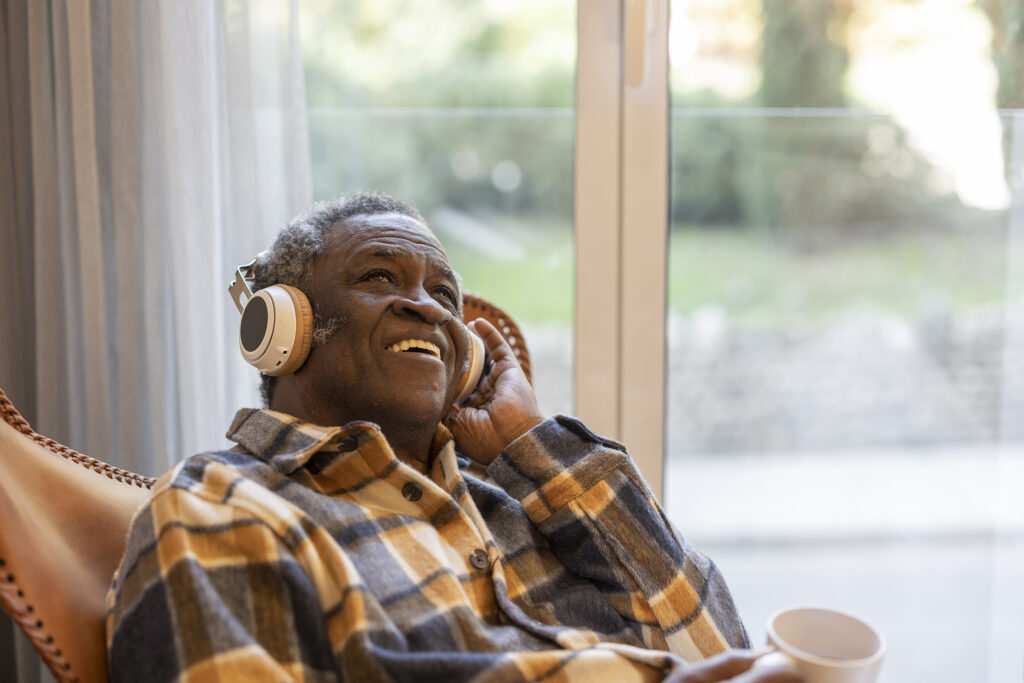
436, 262, 457, 283
363, 247, 458, 286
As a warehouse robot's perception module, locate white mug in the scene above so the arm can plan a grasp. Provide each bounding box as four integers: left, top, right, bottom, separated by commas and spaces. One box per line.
754, 606, 886, 683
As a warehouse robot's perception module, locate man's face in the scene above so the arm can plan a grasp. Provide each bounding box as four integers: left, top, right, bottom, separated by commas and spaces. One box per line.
296, 212, 470, 428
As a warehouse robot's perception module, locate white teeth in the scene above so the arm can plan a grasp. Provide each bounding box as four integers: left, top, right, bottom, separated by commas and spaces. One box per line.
386, 339, 441, 358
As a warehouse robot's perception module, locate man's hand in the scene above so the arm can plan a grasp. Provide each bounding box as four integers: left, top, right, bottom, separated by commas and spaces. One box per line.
445, 318, 545, 464
665, 650, 803, 683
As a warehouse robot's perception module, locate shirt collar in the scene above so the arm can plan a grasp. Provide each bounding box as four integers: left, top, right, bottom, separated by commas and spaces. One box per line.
226, 408, 457, 475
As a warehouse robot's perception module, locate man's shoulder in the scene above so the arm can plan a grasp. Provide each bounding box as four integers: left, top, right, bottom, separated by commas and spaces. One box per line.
148, 445, 279, 506
174, 445, 258, 478
125, 446, 303, 553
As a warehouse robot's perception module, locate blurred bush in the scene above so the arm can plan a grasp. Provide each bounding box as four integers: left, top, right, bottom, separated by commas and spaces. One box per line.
302, 0, 1010, 246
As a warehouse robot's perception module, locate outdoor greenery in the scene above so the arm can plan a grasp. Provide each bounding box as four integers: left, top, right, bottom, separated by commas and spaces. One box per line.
668, 219, 1012, 326
299, 0, 1022, 326
300, 0, 575, 220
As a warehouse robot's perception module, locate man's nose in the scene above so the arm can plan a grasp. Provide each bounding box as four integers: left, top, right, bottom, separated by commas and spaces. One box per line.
394, 288, 452, 325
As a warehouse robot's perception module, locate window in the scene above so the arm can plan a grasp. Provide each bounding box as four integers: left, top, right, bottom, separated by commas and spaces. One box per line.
298, 2, 1024, 679
665, 2, 1024, 680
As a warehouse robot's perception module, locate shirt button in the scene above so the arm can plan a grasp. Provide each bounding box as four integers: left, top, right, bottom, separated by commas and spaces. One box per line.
402, 482, 423, 502
336, 436, 358, 452
469, 549, 489, 570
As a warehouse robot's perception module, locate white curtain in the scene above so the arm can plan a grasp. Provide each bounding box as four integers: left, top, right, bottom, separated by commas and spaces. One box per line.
0, 0, 311, 680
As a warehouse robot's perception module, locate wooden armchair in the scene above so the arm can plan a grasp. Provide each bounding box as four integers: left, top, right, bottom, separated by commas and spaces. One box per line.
0, 293, 529, 682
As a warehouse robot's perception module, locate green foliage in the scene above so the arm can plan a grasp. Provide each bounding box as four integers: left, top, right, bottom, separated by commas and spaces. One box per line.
977, 0, 1024, 108
668, 221, 1009, 325
426, 218, 1010, 327
303, 0, 575, 219
301, 0, 574, 108
760, 0, 848, 107
307, 111, 574, 220
302, 0, 1012, 253
445, 221, 573, 325
670, 101, 954, 241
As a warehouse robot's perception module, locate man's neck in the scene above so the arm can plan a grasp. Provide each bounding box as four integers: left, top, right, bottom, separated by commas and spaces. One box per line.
385, 426, 435, 474
269, 386, 438, 471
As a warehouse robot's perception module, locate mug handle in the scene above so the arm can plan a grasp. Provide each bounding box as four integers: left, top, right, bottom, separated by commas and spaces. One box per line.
751, 648, 799, 672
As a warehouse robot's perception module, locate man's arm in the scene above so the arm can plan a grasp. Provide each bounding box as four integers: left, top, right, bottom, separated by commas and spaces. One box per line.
487, 414, 748, 658
446, 318, 748, 660
105, 463, 337, 682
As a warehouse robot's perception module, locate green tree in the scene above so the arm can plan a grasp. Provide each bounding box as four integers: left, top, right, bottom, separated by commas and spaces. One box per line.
760, 0, 848, 108
977, 0, 1024, 108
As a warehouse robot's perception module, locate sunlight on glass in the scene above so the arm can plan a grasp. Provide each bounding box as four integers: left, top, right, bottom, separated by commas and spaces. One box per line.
847, 0, 1009, 209
669, 0, 761, 100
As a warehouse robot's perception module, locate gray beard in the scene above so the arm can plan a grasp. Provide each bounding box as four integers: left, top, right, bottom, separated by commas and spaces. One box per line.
311, 308, 345, 348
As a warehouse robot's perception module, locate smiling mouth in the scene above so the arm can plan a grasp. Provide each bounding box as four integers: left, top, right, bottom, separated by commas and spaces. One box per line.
386, 339, 441, 360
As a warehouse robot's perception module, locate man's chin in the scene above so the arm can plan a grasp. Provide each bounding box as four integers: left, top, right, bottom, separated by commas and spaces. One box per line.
312, 368, 452, 430
381, 384, 451, 425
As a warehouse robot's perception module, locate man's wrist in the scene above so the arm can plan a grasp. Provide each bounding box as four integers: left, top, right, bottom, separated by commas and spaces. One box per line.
487, 415, 620, 502
499, 414, 545, 448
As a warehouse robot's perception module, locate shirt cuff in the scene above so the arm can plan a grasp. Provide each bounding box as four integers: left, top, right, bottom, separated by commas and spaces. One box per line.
486, 415, 631, 506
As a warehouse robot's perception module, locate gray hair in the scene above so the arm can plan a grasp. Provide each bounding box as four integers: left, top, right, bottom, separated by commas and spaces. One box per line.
255, 191, 426, 407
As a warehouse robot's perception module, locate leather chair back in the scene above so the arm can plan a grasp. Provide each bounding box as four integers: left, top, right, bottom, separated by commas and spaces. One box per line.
0, 390, 153, 683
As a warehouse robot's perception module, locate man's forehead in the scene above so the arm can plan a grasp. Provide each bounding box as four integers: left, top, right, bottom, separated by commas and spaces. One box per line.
326, 212, 453, 271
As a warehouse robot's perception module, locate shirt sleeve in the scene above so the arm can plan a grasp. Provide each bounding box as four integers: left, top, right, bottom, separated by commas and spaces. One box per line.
105, 465, 338, 683
485, 415, 750, 661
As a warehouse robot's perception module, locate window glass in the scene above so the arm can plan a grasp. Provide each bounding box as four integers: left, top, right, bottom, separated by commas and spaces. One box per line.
666, 1, 1024, 680
301, 0, 576, 415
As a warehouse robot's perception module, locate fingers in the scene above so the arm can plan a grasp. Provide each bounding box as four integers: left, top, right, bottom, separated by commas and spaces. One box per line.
664, 650, 803, 683
730, 663, 803, 683
688, 651, 760, 681
468, 318, 516, 365
460, 318, 517, 403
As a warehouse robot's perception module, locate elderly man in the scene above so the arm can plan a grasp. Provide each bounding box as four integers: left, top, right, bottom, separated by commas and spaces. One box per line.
106, 192, 799, 682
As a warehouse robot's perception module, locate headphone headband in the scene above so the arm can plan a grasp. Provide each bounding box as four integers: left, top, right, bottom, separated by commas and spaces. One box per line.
228, 254, 268, 314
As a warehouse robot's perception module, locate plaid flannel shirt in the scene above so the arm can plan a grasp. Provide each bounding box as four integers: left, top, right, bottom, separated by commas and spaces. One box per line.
106, 409, 748, 682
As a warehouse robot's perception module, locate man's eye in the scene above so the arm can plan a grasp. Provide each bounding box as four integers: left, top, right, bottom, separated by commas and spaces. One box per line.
363, 269, 394, 283
434, 286, 458, 308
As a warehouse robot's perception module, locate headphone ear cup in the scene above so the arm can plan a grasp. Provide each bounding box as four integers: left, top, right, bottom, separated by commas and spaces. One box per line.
453, 331, 486, 404
272, 284, 313, 376
237, 284, 313, 376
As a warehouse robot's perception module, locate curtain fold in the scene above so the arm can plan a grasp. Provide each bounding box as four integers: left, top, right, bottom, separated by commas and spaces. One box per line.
0, 0, 311, 680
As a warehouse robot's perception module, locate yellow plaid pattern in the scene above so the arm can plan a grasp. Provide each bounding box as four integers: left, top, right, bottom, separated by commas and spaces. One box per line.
106, 410, 747, 681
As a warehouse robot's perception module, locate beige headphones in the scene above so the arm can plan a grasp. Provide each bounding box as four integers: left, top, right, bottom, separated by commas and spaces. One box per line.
228, 257, 485, 400
453, 332, 485, 403
228, 258, 313, 377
